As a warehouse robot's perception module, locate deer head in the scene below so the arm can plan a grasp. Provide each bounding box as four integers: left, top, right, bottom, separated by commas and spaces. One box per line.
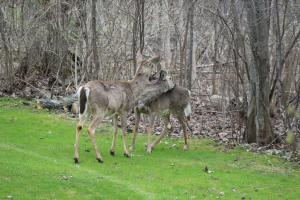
133, 54, 174, 90
132, 55, 174, 109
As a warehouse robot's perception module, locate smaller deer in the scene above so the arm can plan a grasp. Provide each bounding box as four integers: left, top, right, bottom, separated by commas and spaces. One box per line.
73, 56, 174, 164
131, 85, 192, 153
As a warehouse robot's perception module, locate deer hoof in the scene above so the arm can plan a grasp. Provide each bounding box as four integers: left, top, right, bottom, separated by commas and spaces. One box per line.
96, 158, 104, 163
123, 153, 130, 158
74, 157, 80, 164
110, 150, 115, 156
129, 145, 135, 151
183, 145, 189, 151
147, 145, 153, 154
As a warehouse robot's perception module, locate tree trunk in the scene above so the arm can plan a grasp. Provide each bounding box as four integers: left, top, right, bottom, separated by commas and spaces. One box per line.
0, 8, 13, 92
180, 1, 189, 87
244, 0, 274, 145
187, 0, 195, 90
212, 15, 218, 95
91, 0, 100, 79
132, 0, 145, 75
138, 0, 145, 54
156, 0, 163, 71
132, 12, 137, 74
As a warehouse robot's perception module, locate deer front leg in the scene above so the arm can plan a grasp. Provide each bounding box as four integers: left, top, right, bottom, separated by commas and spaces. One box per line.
110, 114, 118, 156
146, 114, 155, 153
88, 115, 104, 163
151, 113, 171, 151
130, 109, 140, 151
120, 113, 130, 157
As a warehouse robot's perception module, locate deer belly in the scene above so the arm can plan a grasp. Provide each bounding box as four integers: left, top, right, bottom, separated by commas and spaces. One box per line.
107, 93, 126, 112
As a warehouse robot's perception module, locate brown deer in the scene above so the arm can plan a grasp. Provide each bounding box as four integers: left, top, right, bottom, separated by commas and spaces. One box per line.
131, 85, 192, 153
73, 57, 174, 164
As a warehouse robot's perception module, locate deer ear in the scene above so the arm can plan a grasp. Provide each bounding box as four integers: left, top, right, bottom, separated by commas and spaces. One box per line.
136, 51, 143, 65
148, 56, 160, 64
135, 64, 143, 75
135, 52, 145, 75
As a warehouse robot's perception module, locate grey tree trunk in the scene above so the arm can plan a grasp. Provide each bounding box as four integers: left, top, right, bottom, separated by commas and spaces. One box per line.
156, 0, 163, 71
91, 0, 100, 79
132, 0, 145, 75
0, 8, 13, 92
187, 1, 195, 90
244, 0, 274, 145
180, 1, 189, 87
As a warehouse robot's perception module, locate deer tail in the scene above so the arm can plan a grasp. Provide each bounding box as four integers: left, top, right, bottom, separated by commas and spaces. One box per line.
184, 90, 192, 117
77, 86, 90, 117
184, 90, 193, 135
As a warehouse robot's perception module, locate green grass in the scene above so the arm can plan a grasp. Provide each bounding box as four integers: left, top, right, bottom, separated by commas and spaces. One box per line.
0, 97, 300, 200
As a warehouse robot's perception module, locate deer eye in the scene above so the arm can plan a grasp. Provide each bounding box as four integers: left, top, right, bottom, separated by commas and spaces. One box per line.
149, 73, 157, 81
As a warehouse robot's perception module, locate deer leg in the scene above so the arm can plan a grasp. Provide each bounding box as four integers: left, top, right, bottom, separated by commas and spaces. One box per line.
87, 114, 104, 163
178, 115, 189, 151
74, 115, 86, 164
130, 109, 140, 151
151, 113, 171, 150
120, 113, 130, 157
146, 114, 155, 153
74, 123, 83, 164
110, 114, 118, 156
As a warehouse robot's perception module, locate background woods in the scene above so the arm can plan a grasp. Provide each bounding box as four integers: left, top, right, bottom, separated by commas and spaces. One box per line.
0, 0, 299, 149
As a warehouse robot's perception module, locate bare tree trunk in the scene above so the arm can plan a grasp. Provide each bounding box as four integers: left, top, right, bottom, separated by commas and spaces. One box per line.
244, 0, 274, 145
180, 1, 189, 87
269, 0, 285, 102
138, 0, 145, 54
187, 1, 195, 90
91, 0, 100, 79
0, 8, 13, 92
156, 0, 163, 71
74, 42, 79, 90
231, 0, 248, 99
132, 0, 145, 74
212, 15, 218, 95
132, 12, 138, 74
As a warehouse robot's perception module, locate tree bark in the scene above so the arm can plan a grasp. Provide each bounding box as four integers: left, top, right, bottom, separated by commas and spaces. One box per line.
91, 0, 100, 79
132, 0, 145, 75
187, 0, 195, 90
244, 0, 274, 145
0, 8, 13, 92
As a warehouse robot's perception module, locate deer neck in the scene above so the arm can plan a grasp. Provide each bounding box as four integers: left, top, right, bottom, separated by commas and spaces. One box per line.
128, 80, 147, 101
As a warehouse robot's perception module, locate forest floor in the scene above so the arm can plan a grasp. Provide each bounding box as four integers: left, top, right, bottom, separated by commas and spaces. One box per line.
1, 97, 300, 200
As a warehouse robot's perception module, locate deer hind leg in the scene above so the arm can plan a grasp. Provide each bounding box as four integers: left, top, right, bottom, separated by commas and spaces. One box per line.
88, 113, 104, 163
110, 114, 118, 156
130, 108, 140, 151
120, 113, 130, 157
146, 114, 155, 153
178, 114, 189, 151
74, 115, 86, 164
151, 113, 171, 151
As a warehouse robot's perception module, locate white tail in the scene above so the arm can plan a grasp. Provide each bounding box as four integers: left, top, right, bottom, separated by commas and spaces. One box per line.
184, 102, 192, 117
184, 90, 192, 117
77, 86, 90, 118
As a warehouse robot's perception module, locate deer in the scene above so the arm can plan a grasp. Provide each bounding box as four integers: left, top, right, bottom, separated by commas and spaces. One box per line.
73, 56, 174, 164
131, 85, 192, 153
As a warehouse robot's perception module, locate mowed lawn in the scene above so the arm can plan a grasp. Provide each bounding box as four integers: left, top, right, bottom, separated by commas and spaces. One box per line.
0, 98, 299, 200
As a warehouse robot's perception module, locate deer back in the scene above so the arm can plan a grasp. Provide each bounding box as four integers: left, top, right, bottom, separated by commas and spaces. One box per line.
85, 80, 134, 114
145, 86, 190, 115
